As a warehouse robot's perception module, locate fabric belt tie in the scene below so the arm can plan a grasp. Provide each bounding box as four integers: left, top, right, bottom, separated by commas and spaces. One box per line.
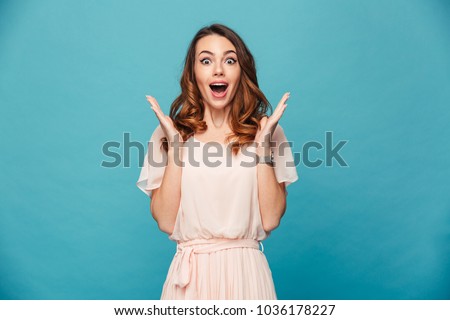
172, 238, 263, 289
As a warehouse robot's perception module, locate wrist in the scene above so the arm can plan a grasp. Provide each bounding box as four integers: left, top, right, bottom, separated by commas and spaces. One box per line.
256, 142, 272, 156
167, 146, 183, 165
257, 148, 274, 166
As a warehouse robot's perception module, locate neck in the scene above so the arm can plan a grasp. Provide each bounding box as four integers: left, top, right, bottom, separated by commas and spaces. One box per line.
203, 104, 231, 130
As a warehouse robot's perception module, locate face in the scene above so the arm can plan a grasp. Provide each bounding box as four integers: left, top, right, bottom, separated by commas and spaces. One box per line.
194, 34, 241, 111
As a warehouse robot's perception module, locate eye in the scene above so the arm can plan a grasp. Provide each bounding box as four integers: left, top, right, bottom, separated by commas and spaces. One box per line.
225, 58, 237, 65
200, 58, 211, 65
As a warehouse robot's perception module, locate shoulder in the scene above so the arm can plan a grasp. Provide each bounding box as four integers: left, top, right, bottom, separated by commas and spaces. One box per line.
272, 124, 288, 147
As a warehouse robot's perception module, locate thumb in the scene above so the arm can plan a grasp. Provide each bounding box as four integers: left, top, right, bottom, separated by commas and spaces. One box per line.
260, 116, 268, 130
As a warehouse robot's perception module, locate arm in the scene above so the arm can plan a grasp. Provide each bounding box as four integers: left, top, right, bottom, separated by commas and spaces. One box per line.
150, 147, 183, 235
254, 92, 292, 232
256, 147, 287, 232
144, 95, 183, 235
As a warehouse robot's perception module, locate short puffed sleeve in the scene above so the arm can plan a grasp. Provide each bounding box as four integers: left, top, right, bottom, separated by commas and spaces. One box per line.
272, 124, 299, 188
136, 125, 167, 198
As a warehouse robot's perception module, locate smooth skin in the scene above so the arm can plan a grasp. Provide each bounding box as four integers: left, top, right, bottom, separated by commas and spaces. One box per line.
194, 35, 241, 134
145, 35, 290, 234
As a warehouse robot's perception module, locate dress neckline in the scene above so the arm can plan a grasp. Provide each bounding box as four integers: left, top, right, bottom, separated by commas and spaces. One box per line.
192, 135, 231, 146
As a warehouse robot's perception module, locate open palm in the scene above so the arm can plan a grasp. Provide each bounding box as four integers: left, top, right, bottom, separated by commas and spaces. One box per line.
146, 95, 182, 145
255, 92, 290, 145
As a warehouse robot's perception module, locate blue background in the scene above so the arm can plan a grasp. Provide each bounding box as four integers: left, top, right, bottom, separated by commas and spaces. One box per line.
1, 0, 449, 299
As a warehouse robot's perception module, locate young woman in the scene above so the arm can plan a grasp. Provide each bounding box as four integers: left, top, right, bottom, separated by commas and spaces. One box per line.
137, 24, 298, 299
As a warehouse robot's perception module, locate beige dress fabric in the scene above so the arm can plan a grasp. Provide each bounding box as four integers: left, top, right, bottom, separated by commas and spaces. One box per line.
137, 124, 299, 299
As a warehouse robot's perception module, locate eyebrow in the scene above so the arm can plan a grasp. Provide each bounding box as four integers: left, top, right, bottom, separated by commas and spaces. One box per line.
198, 50, 237, 57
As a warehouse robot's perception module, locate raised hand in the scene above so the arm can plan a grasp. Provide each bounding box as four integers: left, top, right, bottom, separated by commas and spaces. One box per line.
146, 95, 183, 147
255, 92, 290, 146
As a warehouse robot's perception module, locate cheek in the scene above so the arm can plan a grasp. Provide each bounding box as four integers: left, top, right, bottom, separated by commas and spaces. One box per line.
231, 70, 241, 88
194, 72, 208, 97
194, 66, 206, 81
194, 66, 203, 84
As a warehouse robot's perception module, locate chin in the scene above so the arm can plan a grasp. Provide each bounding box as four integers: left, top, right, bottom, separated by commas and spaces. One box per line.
207, 101, 230, 110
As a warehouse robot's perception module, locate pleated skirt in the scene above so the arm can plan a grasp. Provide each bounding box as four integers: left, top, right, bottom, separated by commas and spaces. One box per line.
160, 238, 277, 300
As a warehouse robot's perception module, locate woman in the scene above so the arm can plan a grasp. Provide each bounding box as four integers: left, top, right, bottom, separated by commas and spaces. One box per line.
137, 24, 298, 299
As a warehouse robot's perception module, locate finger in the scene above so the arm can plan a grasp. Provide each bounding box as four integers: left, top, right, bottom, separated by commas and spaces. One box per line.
284, 91, 290, 102
275, 92, 290, 111
268, 104, 287, 126
272, 100, 288, 119
146, 95, 166, 120
277, 92, 290, 111
260, 116, 268, 128
256, 116, 267, 133
276, 92, 290, 110
272, 104, 287, 121
146, 95, 161, 110
267, 94, 289, 128
146, 95, 164, 114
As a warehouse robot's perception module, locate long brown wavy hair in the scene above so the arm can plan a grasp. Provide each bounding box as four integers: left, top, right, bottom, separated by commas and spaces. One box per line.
161, 23, 272, 155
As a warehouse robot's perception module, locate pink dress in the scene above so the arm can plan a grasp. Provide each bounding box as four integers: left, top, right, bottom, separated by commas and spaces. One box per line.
137, 124, 298, 299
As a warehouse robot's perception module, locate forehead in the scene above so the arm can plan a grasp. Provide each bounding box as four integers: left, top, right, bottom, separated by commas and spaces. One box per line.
195, 34, 236, 55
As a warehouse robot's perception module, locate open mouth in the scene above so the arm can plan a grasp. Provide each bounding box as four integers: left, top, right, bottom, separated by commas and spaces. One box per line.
209, 83, 228, 97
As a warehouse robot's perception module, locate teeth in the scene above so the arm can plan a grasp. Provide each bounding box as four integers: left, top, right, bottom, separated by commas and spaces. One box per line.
211, 83, 227, 86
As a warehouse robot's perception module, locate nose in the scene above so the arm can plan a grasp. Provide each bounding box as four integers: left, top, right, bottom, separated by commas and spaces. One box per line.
213, 62, 224, 76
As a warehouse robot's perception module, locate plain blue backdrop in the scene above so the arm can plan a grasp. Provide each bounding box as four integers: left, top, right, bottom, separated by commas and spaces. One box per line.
1, 0, 449, 299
